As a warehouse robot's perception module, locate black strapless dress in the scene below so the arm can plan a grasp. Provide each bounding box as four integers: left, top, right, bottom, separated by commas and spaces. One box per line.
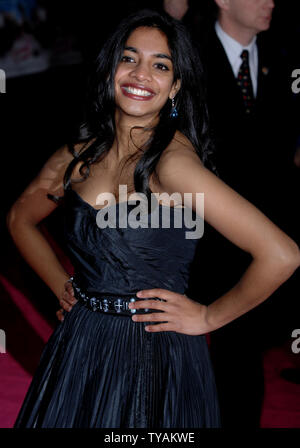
13, 188, 221, 428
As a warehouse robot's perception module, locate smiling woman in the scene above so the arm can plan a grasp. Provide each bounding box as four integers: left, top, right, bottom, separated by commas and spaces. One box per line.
7, 8, 300, 429
114, 27, 180, 120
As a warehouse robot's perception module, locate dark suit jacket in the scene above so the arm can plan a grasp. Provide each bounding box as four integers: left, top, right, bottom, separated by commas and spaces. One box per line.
187, 26, 299, 304
199, 28, 297, 216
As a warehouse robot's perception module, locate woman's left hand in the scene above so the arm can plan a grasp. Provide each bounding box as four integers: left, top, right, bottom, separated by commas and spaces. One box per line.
129, 289, 210, 335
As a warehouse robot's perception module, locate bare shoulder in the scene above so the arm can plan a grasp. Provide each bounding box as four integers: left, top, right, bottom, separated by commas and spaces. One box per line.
36, 139, 96, 186
41, 140, 89, 173
21, 140, 90, 199
7, 139, 99, 225
41, 143, 74, 171
34, 144, 74, 190
156, 131, 203, 180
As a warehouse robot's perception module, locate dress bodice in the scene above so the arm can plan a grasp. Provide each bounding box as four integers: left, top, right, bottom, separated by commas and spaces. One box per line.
62, 188, 203, 296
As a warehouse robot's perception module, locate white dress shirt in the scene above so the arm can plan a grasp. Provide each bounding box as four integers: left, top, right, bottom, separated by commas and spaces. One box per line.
215, 21, 258, 97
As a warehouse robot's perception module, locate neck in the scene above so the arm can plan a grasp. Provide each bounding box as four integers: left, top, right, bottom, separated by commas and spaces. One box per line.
218, 16, 257, 46
112, 110, 157, 162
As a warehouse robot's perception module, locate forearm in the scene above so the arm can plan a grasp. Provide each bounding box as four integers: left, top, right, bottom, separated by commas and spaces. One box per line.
8, 222, 69, 300
206, 254, 300, 332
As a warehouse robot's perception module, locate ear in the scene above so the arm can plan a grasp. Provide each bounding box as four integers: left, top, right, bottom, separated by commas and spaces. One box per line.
169, 79, 181, 100
214, 0, 230, 12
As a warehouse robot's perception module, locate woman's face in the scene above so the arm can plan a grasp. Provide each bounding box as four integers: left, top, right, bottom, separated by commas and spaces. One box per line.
114, 26, 181, 122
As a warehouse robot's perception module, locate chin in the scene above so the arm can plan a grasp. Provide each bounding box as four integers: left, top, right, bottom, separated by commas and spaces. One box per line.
258, 18, 272, 31
124, 108, 155, 117
120, 109, 157, 121
117, 102, 160, 118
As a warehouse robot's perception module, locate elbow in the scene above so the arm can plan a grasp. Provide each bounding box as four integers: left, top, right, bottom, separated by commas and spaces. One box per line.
275, 240, 300, 276
7, 203, 40, 240
291, 245, 300, 271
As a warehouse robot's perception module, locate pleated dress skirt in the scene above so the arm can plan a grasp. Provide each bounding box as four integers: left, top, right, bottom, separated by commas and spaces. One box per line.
13, 300, 221, 428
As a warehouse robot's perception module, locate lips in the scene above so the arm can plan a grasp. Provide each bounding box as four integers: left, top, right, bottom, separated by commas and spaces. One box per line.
120, 83, 156, 101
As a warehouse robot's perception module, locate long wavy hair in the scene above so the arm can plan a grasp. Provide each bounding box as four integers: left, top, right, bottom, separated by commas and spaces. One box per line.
56, 9, 217, 204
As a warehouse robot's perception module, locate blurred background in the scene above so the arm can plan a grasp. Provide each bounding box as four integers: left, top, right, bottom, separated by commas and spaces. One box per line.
0, 0, 299, 428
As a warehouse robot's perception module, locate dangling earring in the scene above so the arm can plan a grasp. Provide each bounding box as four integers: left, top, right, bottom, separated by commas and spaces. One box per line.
170, 97, 178, 118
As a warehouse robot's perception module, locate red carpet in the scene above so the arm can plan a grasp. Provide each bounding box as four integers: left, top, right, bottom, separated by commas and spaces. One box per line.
0, 273, 299, 428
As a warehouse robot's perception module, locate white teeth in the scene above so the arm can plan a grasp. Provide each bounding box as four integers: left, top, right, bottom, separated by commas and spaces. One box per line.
123, 86, 152, 97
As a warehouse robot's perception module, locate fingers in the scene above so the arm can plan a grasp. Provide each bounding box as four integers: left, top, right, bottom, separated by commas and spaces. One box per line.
63, 282, 76, 304
56, 308, 65, 322
59, 296, 78, 312
60, 281, 77, 310
57, 279, 78, 317
132, 290, 191, 333
145, 322, 176, 332
129, 299, 168, 312
130, 298, 177, 332
62, 291, 77, 306
131, 305, 177, 332
132, 312, 167, 323
65, 281, 75, 297
136, 288, 179, 302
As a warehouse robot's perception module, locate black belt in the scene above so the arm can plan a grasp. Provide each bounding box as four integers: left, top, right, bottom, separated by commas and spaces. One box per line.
70, 277, 165, 317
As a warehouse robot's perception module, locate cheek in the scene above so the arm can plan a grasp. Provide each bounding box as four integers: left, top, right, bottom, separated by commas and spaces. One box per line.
157, 78, 175, 99
114, 68, 122, 88
236, 2, 254, 24
114, 65, 128, 86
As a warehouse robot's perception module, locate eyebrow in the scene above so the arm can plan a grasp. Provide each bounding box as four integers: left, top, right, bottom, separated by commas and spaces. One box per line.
124, 46, 172, 62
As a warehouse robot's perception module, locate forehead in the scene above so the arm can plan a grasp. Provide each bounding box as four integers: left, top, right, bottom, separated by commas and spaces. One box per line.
125, 26, 171, 55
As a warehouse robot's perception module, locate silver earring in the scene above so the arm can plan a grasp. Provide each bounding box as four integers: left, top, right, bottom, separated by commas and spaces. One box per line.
170, 97, 178, 118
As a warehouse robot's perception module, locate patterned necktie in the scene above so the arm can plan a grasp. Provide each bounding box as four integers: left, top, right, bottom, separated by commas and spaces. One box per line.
237, 50, 255, 114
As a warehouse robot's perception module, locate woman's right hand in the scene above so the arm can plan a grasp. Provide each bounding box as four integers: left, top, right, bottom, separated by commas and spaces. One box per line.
56, 280, 78, 322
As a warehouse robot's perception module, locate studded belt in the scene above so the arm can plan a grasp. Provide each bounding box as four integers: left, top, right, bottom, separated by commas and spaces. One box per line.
70, 277, 164, 316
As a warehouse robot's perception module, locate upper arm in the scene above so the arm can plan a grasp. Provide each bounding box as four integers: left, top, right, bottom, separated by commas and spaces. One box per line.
7, 144, 76, 227
156, 146, 297, 261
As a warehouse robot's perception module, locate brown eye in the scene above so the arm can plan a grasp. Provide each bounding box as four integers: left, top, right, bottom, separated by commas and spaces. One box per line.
121, 55, 135, 63
155, 63, 169, 71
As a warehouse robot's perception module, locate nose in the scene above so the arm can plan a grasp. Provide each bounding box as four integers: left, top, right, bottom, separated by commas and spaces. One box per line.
129, 62, 152, 82
266, 0, 275, 9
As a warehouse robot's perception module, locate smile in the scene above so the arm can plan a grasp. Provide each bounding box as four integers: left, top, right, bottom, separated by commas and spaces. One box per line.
121, 84, 155, 101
